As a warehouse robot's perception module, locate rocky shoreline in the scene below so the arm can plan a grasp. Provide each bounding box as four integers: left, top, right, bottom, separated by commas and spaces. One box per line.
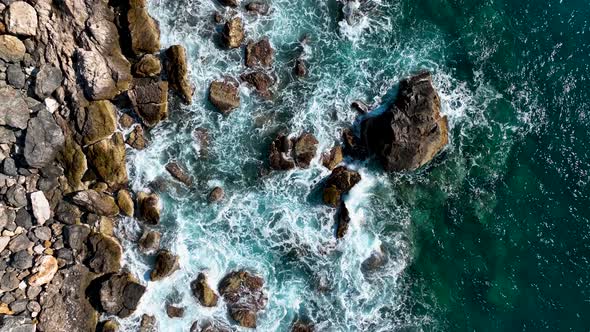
0, 0, 448, 331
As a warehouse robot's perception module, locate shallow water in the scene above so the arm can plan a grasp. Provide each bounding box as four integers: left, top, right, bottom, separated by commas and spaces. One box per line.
118, 0, 590, 331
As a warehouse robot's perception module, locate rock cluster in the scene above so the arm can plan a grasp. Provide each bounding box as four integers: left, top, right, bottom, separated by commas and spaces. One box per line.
269, 133, 319, 170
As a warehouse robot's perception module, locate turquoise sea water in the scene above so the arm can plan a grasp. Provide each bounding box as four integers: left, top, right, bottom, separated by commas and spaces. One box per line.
119, 0, 590, 331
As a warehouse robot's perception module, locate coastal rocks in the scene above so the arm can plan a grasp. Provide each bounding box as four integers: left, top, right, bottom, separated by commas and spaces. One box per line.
361, 245, 388, 272
24, 110, 65, 168
139, 314, 157, 332
64, 224, 91, 251
0, 86, 29, 129
6, 63, 25, 89
129, 80, 169, 127
28, 255, 58, 286
208, 187, 225, 203
166, 305, 185, 318
165, 45, 193, 104
138, 230, 160, 253
6, 184, 27, 208
127, 3, 161, 55
269, 134, 295, 170
4, 2, 38, 36
137, 192, 160, 225
294, 58, 307, 78
321, 146, 343, 170
77, 49, 131, 101
87, 233, 122, 274
34, 65, 63, 98
245, 2, 270, 15
58, 135, 87, 190
30, 191, 51, 225
165, 161, 192, 186
191, 273, 219, 307
222, 17, 245, 49
71, 190, 120, 217
116, 190, 134, 217
245, 38, 274, 68
99, 272, 146, 318
219, 270, 267, 328
0, 35, 25, 62
85, 132, 128, 189
126, 125, 146, 150
360, 72, 449, 171
240, 71, 273, 99
133, 54, 161, 78
8, 234, 31, 252
322, 166, 361, 207
293, 133, 319, 168
269, 133, 318, 170
150, 249, 179, 281
76, 100, 117, 146
336, 202, 350, 238
209, 80, 240, 115
292, 320, 315, 332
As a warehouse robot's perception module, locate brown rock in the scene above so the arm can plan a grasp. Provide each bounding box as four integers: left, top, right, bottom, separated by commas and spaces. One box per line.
126, 125, 147, 150
292, 320, 315, 332
342, 128, 367, 159
139, 230, 161, 253
87, 233, 122, 274
133, 54, 161, 78
322, 166, 361, 207
116, 190, 134, 217
165, 45, 193, 104
208, 187, 225, 203
118, 114, 135, 128
71, 190, 120, 216
0, 35, 25, 62
217, 0, 238, 7
245, 2, 270, 15
76, 100, 117, 146
166, 304, 185, 318
336, 201, 350, 239
77, 49, 132, 101
99, 271, 146, 318
137, 192, 160, 225
165, 161, 193, 186
28, 255, 58, 286
150, 249, 179, 281
240, 71, 273, 99
293, 133, 318, 168
140, 314, 157, 332
245, 38, 274, 68
294, 58, 307, 77
219, 271, 267, 328
86, 132, 128, 190
321, 146, 343, 170
191, 273, 219, 307
222, 17, 245, 49
269, 134, 295, 170
129, 80, 169, 127
209, 80, 240, 115
127, 7, 160, 55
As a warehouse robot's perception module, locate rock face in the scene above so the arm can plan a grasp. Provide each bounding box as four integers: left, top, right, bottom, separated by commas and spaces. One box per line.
28, 255, 58, 286
76, 100, 117, 146
127, 3, 161, 55
71, 190, 120, 216
209, 80, 240, 115
165, 161, 192, 186
137, 192, 160, 225
322, 166, 361, 207
0, 35, 25, 62
24, 110, 65, 168
5, 1, 38, 36
360, 72, 449, 171
222, 17, 245, 49
30, 191, 51, 225
87, 233, 122, 274
77, 49, 131, 101
245, 38, 274, 68
321, 146, 343, 170
165, 45, 193, 104
35, 65, 63, 98
0, 86, 29, 129
219, 271, 267, 328
99, 272, 146, 318
150, 250, 179, 281
133, 54, 161, 77
240, 71, 273, 99
191, 273, 219, 307
85, 132, 128, 189
129, 80, 169, 127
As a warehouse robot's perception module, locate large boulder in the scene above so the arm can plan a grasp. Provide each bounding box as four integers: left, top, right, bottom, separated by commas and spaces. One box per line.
165, 45, 193, 104
85, 132, 128, 189
71, 190, 120, 217
24, 110, 65, 168
165, 161, 192, 186
269, 133, 318, 170
28, 255, 58, 286
127, 5, 160, 55
0, 35, 25, 62
322, 166, 361, 207
217, 0, 239, 7
77, 49, 132, 101
0, 86, 29, 129
360, 72, 449, 171
293, 133, 318, 168
4, 1, 38, 36
138, 230, 160, 253
137, 192, 160, 225
218, 271, 267, 328
191, 273, 219, 307
133, 54, 161, 77
116, 190, 134, 217
209, 80, 240, 115
321, 146, 343, 170
240, 71, 273, 99
34, 65, 63, 98
99, 272, 146, 318
150, 249, 179, 281
87, 233, 122, 274
129, 80, 169, 127
336, 202, 350, 239
222, 17, 244, 49
58, 134, 88, 191
245, 38, 274, 68
76, 100, 117, 146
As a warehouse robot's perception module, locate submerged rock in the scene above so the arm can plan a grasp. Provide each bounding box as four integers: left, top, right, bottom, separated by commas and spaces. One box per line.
269, 134, 295, 170
191, 273, 219, 307
166, 304, 185, 318
361, 245, 388, 272
292, 320, 315, 332
294, 58, 308, 78
99, 272, 146, 318
360, 72, 449, 171
209, 80, 240, 115
322, 166, 361, 207
217, 0, 239, 7
218, 270, 267, 328
137, 192, 160, 225
246, 2, 270, 15
165, 45, 193, 104
245, 38, 274, 68
208, 187, 225, 203
150, 249, 179, 281
222, 17, 245, 49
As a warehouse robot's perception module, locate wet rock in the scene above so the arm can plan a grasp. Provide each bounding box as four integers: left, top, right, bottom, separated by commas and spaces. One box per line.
351, 100, 369, 114
150, 249, 179, 281
76, 100, 117, 146
269, 134, 295, 170
219, 271, 267, 328
10, 250, 33, 269
0, 86, 29, 129
127, 5, 161, 55
240, 71, 273, 99
129, 80, 169, 127
245, 38, 274, 68
293, 133, 318, 168
28, 255, 58, 286
342, 128, 367, 159
222, 17, 245, 49
361, 245, 388, 272
138, 230, 160, 253
24, 110, 65, 168
6, 184, 27, 208
133, 54, 161, 78
34, 65, 63, 99
165, 45, 193, 104
321, 146, 343, 170
126, 125, 147, 150
87, 233, 122, 274
116, 190, 134, 217
137, 192, 160, 225
4, 1, 38, 36
99, 272, 146, 318
294, 58, 307, 78
30, 191, 51, 225
6, 64, 25, 89
98, 320, 119, 332
208, 187, 225, 203
71, 190, 120, 217
139, 314, 157, 332
209, 80, 240, 115
191, 273, 219, 307
217, 0, 239, 7
118, 113, 135, 129
166, 304, 185, 318
165, 161, 192, 186
246, 2, 270, 15
85, 132, 128, 189
0, 35, 25, 63
322, 166, 361, 207
77, 49, 131, 101
360, 72, 449, 171
336, 202, 350, 239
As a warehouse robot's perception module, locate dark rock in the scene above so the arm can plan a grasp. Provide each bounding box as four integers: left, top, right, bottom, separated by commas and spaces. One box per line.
87, 233, 122, 274
64, 224, 91, 251
361, 245, 388, 272
2, 157, 17, 176
342, 128, 367, 159
222, 17, 245, 49
209, 80, 240, 115
165, 45, 193, 104
293, 133, 318, 168
138, 230, 161, 253
0, 86, 29, 129
8, 234, 32, 252
208, 187, 225, 203
76, 100, 117, 146
33, 226, 52, 241
10, 250, 33, 270
26, 285, 42, 299
166, 304, 185, 318
85, 132, 128, 189
137, 192, 160, 225
217, 0, 238, 7
129, 80, 168, 127
24, 110, 65, 168
165, 161, 192, 186
6, 184, 26, 209
6, 64, 25, 89
321, 146, 343, 170
133, 54, 161, 78
71, 190, 120, 217
336, 202, 350, 239
98, 320, 119, 332
293, 58, 307, 78
245, 2, 270, 15
360, 72, 449, 171
34, 65, 63, 98
191, 273, 219, 307
351, 100, 369, 114
126, 125, 147, 150
150, 249, 179, 281
54, 201, 82, 225
240, 71, 273, 99
269, 134, 295, 170
99, 272, 146, 318
322, 166, 361, 207
245, 38, 274, 68
8, 299, 27, 314
218, 270, 267, 328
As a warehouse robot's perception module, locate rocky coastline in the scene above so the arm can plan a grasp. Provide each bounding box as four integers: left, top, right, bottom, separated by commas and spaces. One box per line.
0, 0, 448, 331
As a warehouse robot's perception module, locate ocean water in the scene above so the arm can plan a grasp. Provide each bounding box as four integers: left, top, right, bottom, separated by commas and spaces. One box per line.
117, 0, 590, 331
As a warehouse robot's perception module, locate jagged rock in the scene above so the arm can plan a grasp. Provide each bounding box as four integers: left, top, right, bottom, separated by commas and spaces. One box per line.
150, 249, 179, 281
165, 161, 192, 186
245, 2, 270, 15
0, 86, 29, 129
14, 208, 32, 229
133, 54, 161, 78
77, 49, 131, 101
71, 190, 120, 217
6, 184, 27, 208
269, 134, 295, 170
294, 58, 307, 77
126, 125, 146, 150
138, 230, 160, 253
321, 146, 343, 170
30, 191, 51, 225
58, 134, 88, 191
118, 113, 135, 128
193, 127, 210, 157
165, 45, 193, 104
28, 255, 58, 286
87, 233, 122, 274
139, 314, 157, 332
38, 264, 98, 332
0, 237, 10, 253
54, 201, 82, 225
322, 166, 361, 207
85, 132, 128, 189
245, 38, 274, 68
76, 100, 117, 146
191, 273, 219, 307
222, 17, 245, 49
361, 245, 388, 272
166, 304, 185, 318
64, 224, 91, 251
2, 157, 17, 176
24, 110, 65, 168
219, 270, 267, 328
0, 35, 25, 62
342, 128, 367, 159
360, 72, 449, 171
99, 271, 146, 318
4, 1, 38, 36
33, 226, 52, 241
116, 190, 134, 217
293, 133, 318, 168
209, 80, 240, 115
129, 80, 169, 127
34, 65, 63, 98
127, 6, 160, 55
336, 202, 350, 239
137, 192, 160, 225
0, 126, 17, 144
240, 71, 273, 99
0, 271, 19, 291
208, 187, 224, 203
217, 0, 239, 7
351, 100, 369, 114
6, 64, 25, 89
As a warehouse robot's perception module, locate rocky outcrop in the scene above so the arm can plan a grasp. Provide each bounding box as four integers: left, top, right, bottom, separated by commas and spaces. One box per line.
209, 80, 240, 114
165, 161, 193, 186
269, 133, 318, 170
165, 45, 193, 104
219, 271, 267, 328
137, 192, 160, 225
293, 133, 318, 168
222, 17, 245, 49
85, 132, 128, 189
127, 2, 161, 55
126, 125, 147, 150
76, 100, 117, 146
246, 2, 270, 15
321, 146, 343, 170
129, 80, 169, 127
360, 72, 448, 171
269, 134, 296, 170
24, 110, 65, 168
166, 304, 184, 318
245, 38, 274, 68
191, 273, 219, 307
71, 190, 120, 217
322, 166, 361, 207
240, 71, 273, 99
150, 249, 179, 281
99, 272, 146, 318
